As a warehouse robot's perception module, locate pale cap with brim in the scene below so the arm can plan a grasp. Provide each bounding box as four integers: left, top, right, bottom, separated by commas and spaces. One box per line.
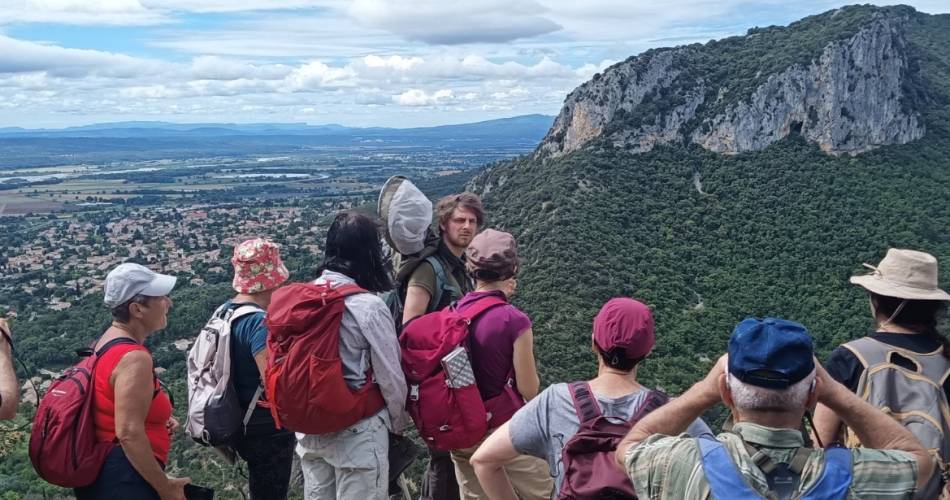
849, 248, 950, 302
104, 263, 177, 308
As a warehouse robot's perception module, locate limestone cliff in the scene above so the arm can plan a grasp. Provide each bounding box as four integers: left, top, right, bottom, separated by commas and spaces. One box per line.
535, 6, 925, 159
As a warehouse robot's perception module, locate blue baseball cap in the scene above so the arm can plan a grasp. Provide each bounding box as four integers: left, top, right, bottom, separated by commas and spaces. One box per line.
727, 317, 815, 389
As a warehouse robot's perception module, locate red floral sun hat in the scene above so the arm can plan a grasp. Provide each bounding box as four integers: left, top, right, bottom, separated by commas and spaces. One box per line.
231, 238, 290, 294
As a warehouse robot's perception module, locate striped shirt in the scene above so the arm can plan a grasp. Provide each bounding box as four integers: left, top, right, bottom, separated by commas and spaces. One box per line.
624, 422, 919, 499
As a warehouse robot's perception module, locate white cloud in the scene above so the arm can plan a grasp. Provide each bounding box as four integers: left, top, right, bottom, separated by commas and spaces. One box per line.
0, 19, 615, 129
0, 0, 346, 25
30, 0, 146, 13
283, 61, 358, 90
0, 35, 167, 77
144, 0, 342, 13
354, 54, 598, 82
119, 84, 179, 99
362, 55, 424, 71
393, 88, 455, 107
189, 56, 290, 81
0, 0, 165, 25
492, 87, 529, 100
349, 0, 562, 44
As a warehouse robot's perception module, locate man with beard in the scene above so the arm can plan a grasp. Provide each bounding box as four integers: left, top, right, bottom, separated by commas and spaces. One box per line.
401, 192, 484, 324
403, 192, 484, 500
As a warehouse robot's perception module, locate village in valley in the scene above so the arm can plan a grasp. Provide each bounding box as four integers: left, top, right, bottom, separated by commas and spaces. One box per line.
0, 203, 339, 315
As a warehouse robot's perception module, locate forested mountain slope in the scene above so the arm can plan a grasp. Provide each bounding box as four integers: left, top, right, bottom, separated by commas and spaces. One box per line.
472, 5, 950, 390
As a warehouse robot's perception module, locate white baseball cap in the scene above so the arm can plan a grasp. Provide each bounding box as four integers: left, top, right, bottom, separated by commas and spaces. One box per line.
103, 263, 177, 308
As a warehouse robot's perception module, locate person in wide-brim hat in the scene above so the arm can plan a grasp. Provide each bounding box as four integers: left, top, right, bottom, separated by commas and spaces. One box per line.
848, 248, 950, 302
814, 248, 950, 497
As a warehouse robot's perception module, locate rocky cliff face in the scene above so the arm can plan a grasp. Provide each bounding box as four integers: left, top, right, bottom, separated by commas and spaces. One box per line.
536, 8, 925, 159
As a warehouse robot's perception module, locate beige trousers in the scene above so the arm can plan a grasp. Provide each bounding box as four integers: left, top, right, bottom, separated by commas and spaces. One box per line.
296, 413, 389, 500
450, 437, 552, 500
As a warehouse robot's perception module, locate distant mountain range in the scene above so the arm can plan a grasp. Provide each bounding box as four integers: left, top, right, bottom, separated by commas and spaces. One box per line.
0, 114, 554, 140
0, 114, 555, 168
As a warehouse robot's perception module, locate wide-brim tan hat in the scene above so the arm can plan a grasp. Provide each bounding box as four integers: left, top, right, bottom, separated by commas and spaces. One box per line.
849, 248, 950, 301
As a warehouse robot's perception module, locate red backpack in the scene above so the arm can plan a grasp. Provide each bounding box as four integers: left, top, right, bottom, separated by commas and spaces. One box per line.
265, 282, 386, 434
399, 295, 523, 451
558, 382, 669, 500
29, 337, 138, 487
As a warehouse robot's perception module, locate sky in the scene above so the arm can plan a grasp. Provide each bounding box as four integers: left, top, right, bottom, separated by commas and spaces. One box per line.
0, 1, 947, 129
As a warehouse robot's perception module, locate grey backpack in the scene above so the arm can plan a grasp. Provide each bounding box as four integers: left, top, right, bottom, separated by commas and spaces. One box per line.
842, 337, 950, 498
186, 303, 263, 447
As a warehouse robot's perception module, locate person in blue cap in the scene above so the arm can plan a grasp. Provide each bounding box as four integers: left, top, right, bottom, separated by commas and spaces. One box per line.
616, 317, 933, 499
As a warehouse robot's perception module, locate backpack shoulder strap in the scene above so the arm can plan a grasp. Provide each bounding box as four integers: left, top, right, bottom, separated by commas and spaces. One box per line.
697, 437, 764, 499
92, 338, 146, 390
456, 295, 508, 323
333, 283, 368, 298
630, 389, 670, 424
306, 281, 367, 302
567, 381, 602, 423
424, 255, 449, 312
225, 304, 265, 323
799, 448, 852, 500
842, 337, 890, 368
94, 337, 140, 357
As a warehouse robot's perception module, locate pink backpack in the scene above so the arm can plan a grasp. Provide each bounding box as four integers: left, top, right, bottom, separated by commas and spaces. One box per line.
29, 338, 138, 487
558, 382, 669, 500
399, 295, 522, 450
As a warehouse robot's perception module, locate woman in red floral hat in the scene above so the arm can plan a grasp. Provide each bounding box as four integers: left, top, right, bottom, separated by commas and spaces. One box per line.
222, 238, 293, 500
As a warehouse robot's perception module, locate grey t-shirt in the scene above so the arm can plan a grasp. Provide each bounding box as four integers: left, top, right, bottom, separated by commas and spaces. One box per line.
508, 382, 713, 495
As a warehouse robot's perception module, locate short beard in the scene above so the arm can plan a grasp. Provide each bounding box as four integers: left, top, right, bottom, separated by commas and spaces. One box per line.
446, 233, 472, 250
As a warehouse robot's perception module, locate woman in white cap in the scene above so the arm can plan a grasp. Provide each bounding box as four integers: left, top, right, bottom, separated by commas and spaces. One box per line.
814, 248, 950, 498
75, 263, 190, 500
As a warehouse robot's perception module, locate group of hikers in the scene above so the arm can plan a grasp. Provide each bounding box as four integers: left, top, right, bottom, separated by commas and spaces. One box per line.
2, 177, 949, 500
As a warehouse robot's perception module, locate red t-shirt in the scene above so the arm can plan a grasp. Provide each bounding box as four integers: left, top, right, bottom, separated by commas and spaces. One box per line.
92, 342, 173, 465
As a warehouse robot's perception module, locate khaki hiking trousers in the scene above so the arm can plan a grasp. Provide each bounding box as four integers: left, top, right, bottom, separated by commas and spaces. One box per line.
450, 434, 552, 500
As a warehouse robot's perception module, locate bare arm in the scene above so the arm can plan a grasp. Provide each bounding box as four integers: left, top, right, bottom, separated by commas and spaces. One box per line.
402, 285, 431, 325
812, 402, 843, 446
814, 362, 933, 489
253, 349, 267, 381
470, 422, 520, 500
615, 355, 725, 469
112, 350, 190, 500
0, 319, 17, 420
511, 329, 540, 401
